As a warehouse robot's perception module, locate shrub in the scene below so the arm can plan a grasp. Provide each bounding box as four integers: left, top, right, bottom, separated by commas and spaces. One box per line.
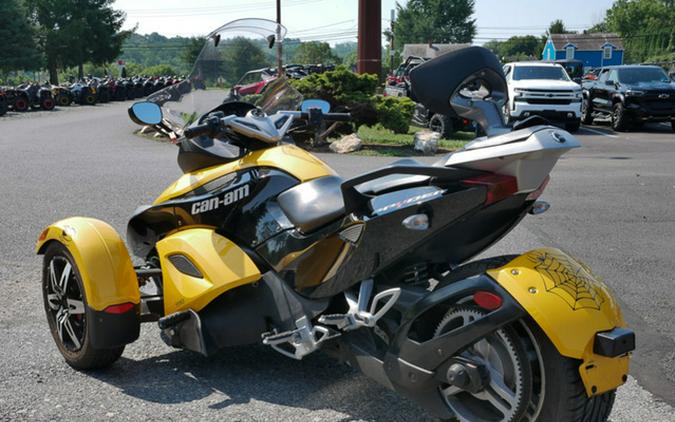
291, 66, 379, 129
373, 95, 416, 134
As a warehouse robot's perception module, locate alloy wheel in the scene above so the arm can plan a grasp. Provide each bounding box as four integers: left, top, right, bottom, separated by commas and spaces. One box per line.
435, 307, 531, 422
45, 256, 86, 351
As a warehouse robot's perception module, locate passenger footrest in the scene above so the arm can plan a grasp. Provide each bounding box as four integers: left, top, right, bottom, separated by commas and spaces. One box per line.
262, 316, 338, 360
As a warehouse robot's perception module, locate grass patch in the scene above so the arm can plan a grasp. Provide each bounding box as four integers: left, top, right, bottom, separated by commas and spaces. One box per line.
350, 125, 473, 156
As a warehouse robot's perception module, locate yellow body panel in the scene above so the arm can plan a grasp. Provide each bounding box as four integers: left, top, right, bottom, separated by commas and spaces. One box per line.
156, 228, 261, 314
35, 218, 140, 311
154, 144, 336, 204
488, 248, 630, 396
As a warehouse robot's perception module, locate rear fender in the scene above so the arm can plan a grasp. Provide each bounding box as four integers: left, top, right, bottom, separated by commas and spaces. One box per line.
36, 217, 140, 312
487, 247, 631, 396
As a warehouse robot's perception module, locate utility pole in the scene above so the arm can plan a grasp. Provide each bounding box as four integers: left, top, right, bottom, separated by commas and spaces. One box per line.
389, 8, 395, 73
357, 0, 381, 75
276, 0, 284, 76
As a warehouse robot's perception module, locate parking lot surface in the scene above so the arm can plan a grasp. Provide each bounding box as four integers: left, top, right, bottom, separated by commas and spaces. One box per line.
0, 103, 674, 421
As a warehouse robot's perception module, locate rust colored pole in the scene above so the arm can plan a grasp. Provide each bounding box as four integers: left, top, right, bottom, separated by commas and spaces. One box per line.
357, 0, 381, 76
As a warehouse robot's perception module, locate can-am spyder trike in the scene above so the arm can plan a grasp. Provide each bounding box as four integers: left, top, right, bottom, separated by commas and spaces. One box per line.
37, 19, 634, 422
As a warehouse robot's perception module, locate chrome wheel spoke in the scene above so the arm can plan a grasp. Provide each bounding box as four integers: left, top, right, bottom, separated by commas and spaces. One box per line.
49, 260, 61, 295
47, 293, 61, 311
62, 318, 81, 350
67, 299, 85, 315
56, 308, 68, 343
59, 262, 72, 294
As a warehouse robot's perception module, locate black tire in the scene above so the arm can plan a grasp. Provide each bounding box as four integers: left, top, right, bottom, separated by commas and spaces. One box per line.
581, 97, 594, 124
41, 97, 55, 111
84, 94, 96, 105
429, 113, 454, 138
671, 120, 675, 132
440, 257, 617, 421
42, 243, 124, 370
611, 102, 629, 132
14, 96, 29, 112
0, 102, 7, 116
527, 320, 616, 422
55, 93, 71, 107
565, 119, 581, 132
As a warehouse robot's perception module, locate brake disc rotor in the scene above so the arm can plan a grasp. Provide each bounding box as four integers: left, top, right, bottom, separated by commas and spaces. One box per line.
434, 306, 530, 422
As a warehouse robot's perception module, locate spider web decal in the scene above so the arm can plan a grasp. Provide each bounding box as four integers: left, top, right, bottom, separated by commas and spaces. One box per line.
527, 251, 605, 311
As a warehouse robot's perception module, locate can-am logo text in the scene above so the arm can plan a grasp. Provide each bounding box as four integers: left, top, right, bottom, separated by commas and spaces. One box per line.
191, 184, 250, 215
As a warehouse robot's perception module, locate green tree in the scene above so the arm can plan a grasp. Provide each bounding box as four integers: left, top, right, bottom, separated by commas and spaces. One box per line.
393, 0, 476, 45
603, 0, 674, 62
180, 37, 205, 72
547, 19, 573, 35
28, 0, 129, 83
0, 0, 42, 75
221, 37, 269, 83
292, 41, 340, 64
484, 35, 545, 61
143, 64, 177, 76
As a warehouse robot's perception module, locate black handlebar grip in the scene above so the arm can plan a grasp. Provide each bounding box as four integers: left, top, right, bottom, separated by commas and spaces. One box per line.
183, 123, 213, 138
323, 113, 351, 122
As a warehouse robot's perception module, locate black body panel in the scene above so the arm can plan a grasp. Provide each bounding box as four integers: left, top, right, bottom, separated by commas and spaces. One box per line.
127, 167, 298, 259
87, 305, 141, 348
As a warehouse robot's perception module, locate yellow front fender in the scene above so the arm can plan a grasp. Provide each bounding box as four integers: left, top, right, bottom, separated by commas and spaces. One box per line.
36, 218, 139, 311
487, 248, 630, 396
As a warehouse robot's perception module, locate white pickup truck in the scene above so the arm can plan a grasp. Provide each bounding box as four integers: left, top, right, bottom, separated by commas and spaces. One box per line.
502, 62, 583, 132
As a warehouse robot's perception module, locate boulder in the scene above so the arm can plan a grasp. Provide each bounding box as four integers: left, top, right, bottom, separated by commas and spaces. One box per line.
330, 133, 362, 154
413, 130, 440, 155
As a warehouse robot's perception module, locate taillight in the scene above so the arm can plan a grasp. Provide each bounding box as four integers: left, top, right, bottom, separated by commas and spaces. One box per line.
463, 174, 518, 205
526, 176, 550, 201
104, 302, 135, 314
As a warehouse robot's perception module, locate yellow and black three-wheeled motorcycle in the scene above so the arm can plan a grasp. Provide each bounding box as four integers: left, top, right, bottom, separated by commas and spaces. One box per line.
37, 19, 634, 422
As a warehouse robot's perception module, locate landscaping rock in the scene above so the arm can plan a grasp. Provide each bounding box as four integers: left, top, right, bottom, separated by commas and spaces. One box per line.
330, 134, 362, 154
413, 130, 440, 155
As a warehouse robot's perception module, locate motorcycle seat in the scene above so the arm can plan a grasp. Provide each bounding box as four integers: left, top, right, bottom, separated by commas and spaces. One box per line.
278, 160, 433, 233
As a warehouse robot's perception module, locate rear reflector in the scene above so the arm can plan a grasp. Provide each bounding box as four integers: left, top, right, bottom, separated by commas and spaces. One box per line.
104, 302, 135, 314
526, 176, 550, 201
473, 291, 503, 311
463, 174, 518, 205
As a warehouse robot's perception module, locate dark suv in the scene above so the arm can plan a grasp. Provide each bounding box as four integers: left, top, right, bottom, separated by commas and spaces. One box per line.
581, 65, 675, 131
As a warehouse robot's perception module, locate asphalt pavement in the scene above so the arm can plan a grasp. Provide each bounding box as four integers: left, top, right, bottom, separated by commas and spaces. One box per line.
0, 102, 674, 421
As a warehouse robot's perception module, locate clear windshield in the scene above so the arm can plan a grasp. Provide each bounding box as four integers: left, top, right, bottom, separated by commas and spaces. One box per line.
146, 18, 302, 132
513, 66, 570, 81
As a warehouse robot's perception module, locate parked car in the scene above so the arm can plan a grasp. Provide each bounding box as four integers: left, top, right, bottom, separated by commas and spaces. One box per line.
384, 56, 426, 97
232, 68, 276, 96
581, 65, 675, 131
503, 61, 582, 132
554, 59, 584, 83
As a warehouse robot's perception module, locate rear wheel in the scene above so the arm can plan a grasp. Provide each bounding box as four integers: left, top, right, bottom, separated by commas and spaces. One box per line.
41, 97, 55, 111
671, 120, 675, 132
429, 113, 454, 138
42, 243, 124, 370
55, 93, 71, 107
84, 93, 96, 105
437, 257, 617, 421
13, 96, 29, 112
611, 102, 629, 132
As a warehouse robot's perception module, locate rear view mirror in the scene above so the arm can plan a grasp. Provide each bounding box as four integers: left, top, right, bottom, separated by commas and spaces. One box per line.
301, 99, 330, 113
410, 47, 508, 136
128, 101, 162, 126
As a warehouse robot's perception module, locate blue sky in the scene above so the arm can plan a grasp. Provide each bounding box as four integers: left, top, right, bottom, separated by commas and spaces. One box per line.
113, 0, 615, 44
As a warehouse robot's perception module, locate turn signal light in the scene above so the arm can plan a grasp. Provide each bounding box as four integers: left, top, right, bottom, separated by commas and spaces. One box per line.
473, 291, 503, 311
463, 174, 518, 205
104, 302, 135, 314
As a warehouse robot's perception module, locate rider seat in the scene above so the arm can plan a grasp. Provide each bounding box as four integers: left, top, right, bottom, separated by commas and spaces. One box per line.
277, 159, 432, 233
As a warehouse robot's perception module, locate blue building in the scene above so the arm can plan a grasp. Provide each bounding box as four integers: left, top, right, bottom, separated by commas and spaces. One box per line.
542, 33, 624, 69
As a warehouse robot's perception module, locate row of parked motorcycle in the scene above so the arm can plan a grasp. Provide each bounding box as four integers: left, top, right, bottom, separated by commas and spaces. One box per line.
0, 76, 183, 116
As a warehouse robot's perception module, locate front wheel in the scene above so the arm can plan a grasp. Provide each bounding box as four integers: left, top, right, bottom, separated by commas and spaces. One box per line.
611, 102, 629, 132
429, 113, 454, 138
565, 119, 581, 132
42, 243, 124, 370
581, 97, 594, 124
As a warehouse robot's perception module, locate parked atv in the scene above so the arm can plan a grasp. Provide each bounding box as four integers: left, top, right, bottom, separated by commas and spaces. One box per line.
70, 82, 97, 105
0, 89, 7, 116
5, 88, 30, 112
51, 85, 74, 107
20, 84, 56, 111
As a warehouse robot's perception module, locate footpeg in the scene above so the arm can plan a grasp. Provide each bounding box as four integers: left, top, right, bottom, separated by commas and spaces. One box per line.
318, 280, 401, 331
262, 316, 338, 360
